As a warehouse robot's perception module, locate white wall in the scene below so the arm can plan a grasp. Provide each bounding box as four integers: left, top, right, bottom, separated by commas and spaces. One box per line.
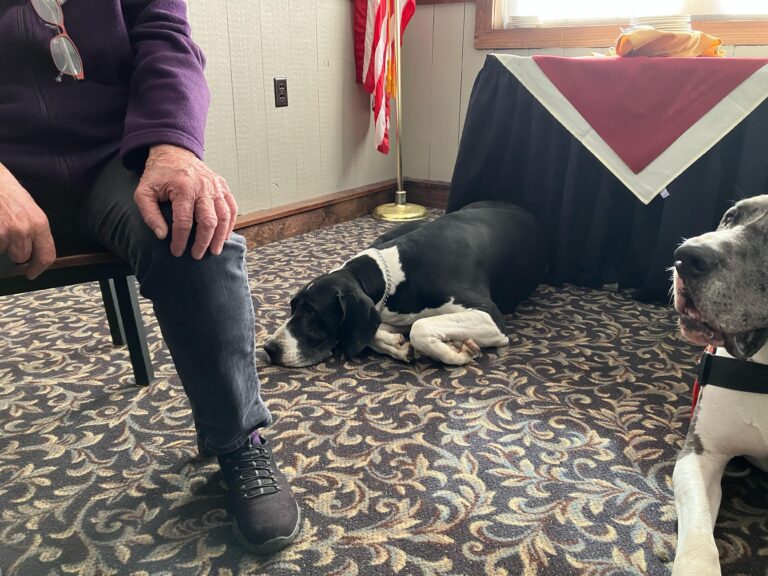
401, 2, 768, 183
187, 1, 768, 213
186, 0, 396, 215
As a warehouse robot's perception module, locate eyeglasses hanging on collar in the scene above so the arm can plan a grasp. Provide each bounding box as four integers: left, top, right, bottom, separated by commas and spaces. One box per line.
29, 0, 84, 82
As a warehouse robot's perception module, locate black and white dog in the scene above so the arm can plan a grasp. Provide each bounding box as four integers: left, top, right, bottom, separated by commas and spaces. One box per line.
672, 194, 768, 575
264, 201, 546, 367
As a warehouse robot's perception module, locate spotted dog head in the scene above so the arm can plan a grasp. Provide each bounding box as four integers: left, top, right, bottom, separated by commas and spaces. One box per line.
263, 271, 381, 367
673, 195, 768, 359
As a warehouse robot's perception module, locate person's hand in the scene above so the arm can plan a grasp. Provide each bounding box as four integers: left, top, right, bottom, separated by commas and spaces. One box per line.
134, 144, 237, 260
0, 164, 56, 279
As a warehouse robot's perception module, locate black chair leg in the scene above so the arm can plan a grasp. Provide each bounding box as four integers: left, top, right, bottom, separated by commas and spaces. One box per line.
112, 275, 153, 386
99, 279, 126, 346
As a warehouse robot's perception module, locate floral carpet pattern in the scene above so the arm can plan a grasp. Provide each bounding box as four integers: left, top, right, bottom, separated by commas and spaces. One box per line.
2, 214, 768, 576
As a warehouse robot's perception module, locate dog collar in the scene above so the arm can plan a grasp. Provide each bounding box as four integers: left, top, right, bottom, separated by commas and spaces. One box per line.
368, 249, 392, 312
695, 347, 768, 395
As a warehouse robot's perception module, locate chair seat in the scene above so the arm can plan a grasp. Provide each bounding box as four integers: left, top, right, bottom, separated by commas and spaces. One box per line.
0, 253, 132, 296
0, 251, 153, 386
0, 251, 122, 277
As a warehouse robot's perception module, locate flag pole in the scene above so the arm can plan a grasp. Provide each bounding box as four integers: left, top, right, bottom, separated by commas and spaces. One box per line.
372, 0, 427, 222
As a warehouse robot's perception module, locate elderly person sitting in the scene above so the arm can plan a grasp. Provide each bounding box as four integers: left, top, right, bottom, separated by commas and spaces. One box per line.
0, 0, 299, 554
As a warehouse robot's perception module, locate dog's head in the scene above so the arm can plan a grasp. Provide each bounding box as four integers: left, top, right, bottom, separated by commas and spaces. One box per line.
673, 194, 768, 359
263, 272, 381, 367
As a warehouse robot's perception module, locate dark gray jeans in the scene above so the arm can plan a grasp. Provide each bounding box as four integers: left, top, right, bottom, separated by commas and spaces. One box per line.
77, 157, 271, 455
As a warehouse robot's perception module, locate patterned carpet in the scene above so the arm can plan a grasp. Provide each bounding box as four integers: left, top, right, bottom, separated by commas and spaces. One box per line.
2, 213, 768, 576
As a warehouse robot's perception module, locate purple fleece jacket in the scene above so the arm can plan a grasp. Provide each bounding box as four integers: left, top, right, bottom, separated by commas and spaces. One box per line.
0, 0, 210, 195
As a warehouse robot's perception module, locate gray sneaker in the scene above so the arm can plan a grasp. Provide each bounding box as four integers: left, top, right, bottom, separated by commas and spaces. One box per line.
218, 431, 301, 554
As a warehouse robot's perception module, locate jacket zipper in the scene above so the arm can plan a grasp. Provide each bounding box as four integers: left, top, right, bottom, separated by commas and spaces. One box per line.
18, 3, 72, 190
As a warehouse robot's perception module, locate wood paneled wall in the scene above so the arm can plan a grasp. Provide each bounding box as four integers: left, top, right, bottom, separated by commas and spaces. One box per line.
186, 1, 768, 214
185, 0, 396, 215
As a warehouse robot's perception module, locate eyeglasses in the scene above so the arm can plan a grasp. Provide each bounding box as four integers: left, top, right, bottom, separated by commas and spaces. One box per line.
29, 0, 84, 82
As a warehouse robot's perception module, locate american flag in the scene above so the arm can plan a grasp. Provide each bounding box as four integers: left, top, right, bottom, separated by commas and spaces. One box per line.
354, 0, 415, 154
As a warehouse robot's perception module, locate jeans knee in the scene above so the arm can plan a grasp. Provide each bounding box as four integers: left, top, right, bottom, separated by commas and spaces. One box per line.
133, 231, 248, 299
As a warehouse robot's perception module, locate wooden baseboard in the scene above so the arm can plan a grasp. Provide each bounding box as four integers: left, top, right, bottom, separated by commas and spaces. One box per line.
234, 180, 396, 248
404, 178, 450, 209
234, 178, 450, 248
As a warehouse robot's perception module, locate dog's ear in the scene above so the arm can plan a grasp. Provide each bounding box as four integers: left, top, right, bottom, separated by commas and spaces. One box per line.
337, 289, 381, 357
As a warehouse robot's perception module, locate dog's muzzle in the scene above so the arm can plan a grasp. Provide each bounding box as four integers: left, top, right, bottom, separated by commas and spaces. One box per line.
674, 243, 720, 281
263, 338, 282, 364
263, 324, 334, 367
673, 243, 724, 348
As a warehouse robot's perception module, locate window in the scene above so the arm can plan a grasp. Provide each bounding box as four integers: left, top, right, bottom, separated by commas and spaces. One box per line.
475, 0, 768, 49
501, 1, 767, 28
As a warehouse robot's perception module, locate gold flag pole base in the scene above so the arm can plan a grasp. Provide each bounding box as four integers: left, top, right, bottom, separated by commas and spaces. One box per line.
371, 0, 425, 223
372, 190, 428, 222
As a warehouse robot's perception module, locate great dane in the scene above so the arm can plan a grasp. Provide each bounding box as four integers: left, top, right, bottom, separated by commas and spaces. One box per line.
264, 201, 546, 367
672, 194, 768, 575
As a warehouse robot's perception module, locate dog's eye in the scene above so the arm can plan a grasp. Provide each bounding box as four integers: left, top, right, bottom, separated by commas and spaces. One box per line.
720, 208, 737, 227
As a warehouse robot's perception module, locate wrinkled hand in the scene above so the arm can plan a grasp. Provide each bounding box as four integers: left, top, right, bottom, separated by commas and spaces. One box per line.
0, 163, 56, 279
134, 144, 237, 260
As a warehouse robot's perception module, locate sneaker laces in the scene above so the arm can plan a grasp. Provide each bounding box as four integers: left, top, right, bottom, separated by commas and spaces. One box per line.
230, 433, 280, 499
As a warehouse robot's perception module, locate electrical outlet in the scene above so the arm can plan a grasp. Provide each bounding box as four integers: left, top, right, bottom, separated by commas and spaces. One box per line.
274, 77, 288, 107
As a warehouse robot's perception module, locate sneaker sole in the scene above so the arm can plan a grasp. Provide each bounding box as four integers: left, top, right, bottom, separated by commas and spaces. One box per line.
232, 502, 302, 555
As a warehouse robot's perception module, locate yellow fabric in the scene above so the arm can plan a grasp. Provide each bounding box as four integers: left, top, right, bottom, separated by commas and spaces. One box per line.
615, 25, 725, 57
385, 0, 397, 99
386, 56, 396, 99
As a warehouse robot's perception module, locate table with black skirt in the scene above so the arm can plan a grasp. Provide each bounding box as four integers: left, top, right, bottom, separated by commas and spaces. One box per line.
447, 54, 768, 302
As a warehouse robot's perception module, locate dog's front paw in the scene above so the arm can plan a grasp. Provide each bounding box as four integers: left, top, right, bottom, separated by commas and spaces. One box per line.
460, 338, 482, 360
372, 327, 415, 362
384, 333, 414, 362
464, 338, 482, 357
446, 338, 482, 364
672, 559, 721, 576
391, 339, 414, 362
672, 543, 721, 576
